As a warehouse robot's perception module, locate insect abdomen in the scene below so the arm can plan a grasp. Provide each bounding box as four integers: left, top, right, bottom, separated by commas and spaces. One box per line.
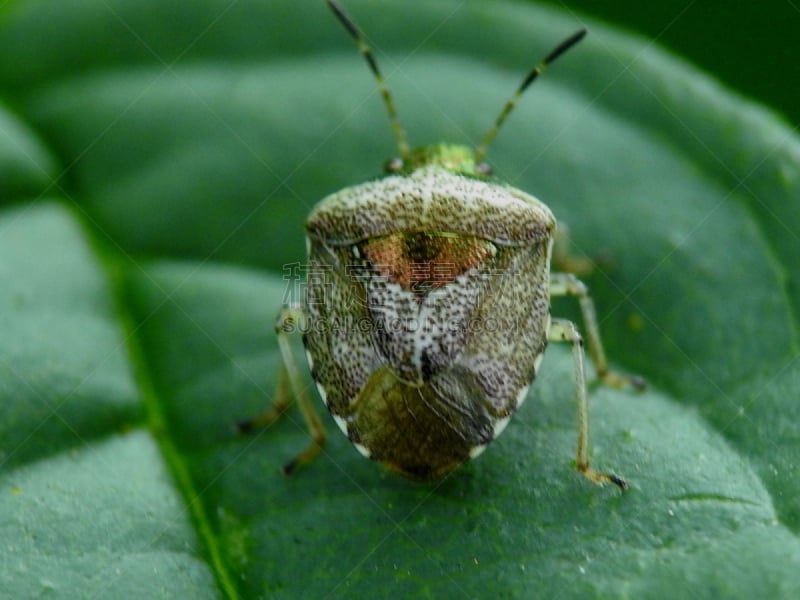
344, 364, 498, 480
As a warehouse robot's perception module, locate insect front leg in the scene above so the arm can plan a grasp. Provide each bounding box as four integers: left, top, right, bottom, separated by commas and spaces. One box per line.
236, 359, 292, 432
548, 318, 626, 491
238, 306, 326, 475
550, 272, 645, 390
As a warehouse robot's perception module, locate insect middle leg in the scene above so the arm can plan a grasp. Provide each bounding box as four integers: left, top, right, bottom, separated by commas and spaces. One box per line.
237, 306, 326, 475
550, 272, 644, 390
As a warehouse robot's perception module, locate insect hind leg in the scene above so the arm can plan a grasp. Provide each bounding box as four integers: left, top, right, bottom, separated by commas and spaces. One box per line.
550, 272, 645, 390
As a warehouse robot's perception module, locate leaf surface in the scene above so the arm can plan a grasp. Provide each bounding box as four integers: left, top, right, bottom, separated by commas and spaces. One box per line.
1, 1, 799, 598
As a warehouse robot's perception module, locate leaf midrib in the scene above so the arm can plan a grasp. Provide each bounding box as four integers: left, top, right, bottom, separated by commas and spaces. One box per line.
96, 250, 240, 600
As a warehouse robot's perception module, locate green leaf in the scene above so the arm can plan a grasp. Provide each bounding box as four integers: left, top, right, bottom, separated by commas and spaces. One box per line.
0, 103, 58, 199
2, 1, 799, 598
0, 204, 220, 598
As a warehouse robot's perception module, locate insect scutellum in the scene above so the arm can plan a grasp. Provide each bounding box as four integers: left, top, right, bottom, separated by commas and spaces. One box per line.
326, 0, 586, 176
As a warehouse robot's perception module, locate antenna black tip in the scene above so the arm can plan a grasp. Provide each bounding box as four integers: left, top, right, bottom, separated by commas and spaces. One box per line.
544, 28, 587, 65
327, 0, 359, 40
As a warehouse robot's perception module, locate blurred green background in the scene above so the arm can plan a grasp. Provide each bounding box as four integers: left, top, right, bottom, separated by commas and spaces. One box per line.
544, 0, 800, 125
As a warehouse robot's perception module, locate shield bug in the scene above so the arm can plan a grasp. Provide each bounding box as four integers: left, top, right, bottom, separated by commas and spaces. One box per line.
241, 0, 643, 489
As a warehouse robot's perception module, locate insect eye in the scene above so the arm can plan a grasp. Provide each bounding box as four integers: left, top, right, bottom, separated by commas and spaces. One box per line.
384, 157, 404, 173
476, 162, 493, 177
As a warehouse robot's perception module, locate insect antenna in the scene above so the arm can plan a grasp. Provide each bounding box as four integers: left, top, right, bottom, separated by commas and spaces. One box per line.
474, 28, 587, 164
327, 0, 411, 158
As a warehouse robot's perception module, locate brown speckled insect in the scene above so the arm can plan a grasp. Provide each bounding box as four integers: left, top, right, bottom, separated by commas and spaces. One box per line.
241, 0, 643, 489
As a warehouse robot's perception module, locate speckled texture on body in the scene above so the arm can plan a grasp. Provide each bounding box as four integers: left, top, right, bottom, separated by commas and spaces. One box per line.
302, 165, 556, 480
307, 165, 555, 244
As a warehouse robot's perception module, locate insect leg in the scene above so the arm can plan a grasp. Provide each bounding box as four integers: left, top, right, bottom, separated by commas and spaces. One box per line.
551, 222, 593, 275
548, 318, 626, 491
238, 306, 327, 475
236, 360, 292, 432
275, 306, 327, 474
550, 272, 645, 390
